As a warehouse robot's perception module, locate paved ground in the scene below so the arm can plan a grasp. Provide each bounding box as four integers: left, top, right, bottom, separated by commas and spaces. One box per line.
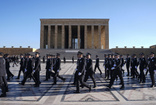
0, 62, 156, 105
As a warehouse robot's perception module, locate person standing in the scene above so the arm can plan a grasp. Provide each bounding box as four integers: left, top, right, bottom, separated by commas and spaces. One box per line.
148, 52, 156, 87
43, 56, 45, 63
125, 54, 130, 76
84, 53, 96, 88
63, 57, 66, 63
16, 54, 25, 79
0, 52, 8, 97
94, 55, 102, 75
33, 52, 41, 87
52, 53, 65, 85
72, 56, 74, 63
107, 53, 124, 89
74, 51, 91, 93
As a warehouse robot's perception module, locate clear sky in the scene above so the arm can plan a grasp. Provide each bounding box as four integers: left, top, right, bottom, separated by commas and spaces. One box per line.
0, 0, 156, 49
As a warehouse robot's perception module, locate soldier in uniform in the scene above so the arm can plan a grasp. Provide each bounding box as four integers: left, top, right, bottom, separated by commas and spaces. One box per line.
16, 54, 25, 79
33, 52, 41, 87
107, 53, 124, 89
148, 52, 156, 87
74, 51, 91, 93
131, 54, 139, 79
125, 54, 130, 76
0, 52, 8, 97
120, 55, 125, 75
20, 54, 36, 85
94, 55, 102, 75
44, 54, 52, 81
138, 53, 147, 83
4, 54, 14, 80
84, 53, 96, 88
52, 53, 65, 85
104, 54, 109, 79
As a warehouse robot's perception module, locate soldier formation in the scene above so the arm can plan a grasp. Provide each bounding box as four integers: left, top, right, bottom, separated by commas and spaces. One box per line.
0, 51, 156, 97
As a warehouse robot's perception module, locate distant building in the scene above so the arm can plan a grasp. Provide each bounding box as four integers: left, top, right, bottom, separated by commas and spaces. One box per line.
40, 19, 109, 49
150, 45, 156, 48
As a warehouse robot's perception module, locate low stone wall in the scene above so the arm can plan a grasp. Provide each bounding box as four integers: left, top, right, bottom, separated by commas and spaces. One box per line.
110, 48, 156, 56
0, 47, 36, 55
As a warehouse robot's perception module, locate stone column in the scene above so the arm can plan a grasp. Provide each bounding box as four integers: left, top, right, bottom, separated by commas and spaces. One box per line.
48, 25, 51, 49
69, 25, 71, 49
40, 24, 44, 49
54, 25, 57, 49
98, 25, 101, 49
105, 25, 109, 49
85, 25, 87, 49
62, 25, 65, 49
91, 25, 94, 49
78, 25, 80, 49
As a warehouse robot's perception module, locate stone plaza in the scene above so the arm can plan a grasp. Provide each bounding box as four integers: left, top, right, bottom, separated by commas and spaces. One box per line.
0, 62, 156, 105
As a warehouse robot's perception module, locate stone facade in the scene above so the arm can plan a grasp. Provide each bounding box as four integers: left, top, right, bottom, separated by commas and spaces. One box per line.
40, 19, 109, 49
0, 47, 36, 55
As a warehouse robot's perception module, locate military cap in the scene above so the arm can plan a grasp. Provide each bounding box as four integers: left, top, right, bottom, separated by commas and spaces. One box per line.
35, 52, 40, 55
96, 55, 98, 57
115, 53, 119, 56
127, 54, 129, 56
77, 51, 83, 55
86, 53, 91, 56
132, 54, 136, 56
140, 53, 144, 55
150, 52, 155, 55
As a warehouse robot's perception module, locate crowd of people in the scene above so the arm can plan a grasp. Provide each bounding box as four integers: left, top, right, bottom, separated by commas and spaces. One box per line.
0, 51, 156, 97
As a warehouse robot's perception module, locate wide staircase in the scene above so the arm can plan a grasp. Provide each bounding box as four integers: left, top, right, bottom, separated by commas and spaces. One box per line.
32, 49, 114, 60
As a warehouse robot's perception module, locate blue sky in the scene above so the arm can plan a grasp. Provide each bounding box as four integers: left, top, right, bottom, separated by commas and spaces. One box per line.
0, 0, 156, 49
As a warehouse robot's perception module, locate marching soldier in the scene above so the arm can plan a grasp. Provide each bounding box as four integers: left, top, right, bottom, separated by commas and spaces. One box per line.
104, 54, 109, 79
44, 54, 52, 81
125, 54, 130, 76
139, 53, 147, 83
107, 53, 124, 89
20, 54, 36, 85
131, 54, 139, 79
33, 52, 41, 87
120, 55, 125, 75
74, 51, 91, 93
148, 52, 156, 87
94, 55, 102, 75
4, 54, 14, 80
16, 54, 25, 79
52, 53, 65, 85
0, 52, 8, 97
84, 53, 96, 88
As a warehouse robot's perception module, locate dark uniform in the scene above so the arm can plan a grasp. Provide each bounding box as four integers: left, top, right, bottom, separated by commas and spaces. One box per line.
131, 54, 139, 78
20, 54, 36, 85
148, 52, 156, 87
84, 53, 96, 88
139, 53, 147, 83
94, 55, 102, 75
74, 51, 91, 93
108, 54, 124, 89
45, 55, 52, 81
16, 54, 25, 79
125, 54, 130, 76
52, 53, 65, 85
104, 55, 109, 79
4, 54, 14, 80
0, 52, 8, 97
33, 52, 41, 87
